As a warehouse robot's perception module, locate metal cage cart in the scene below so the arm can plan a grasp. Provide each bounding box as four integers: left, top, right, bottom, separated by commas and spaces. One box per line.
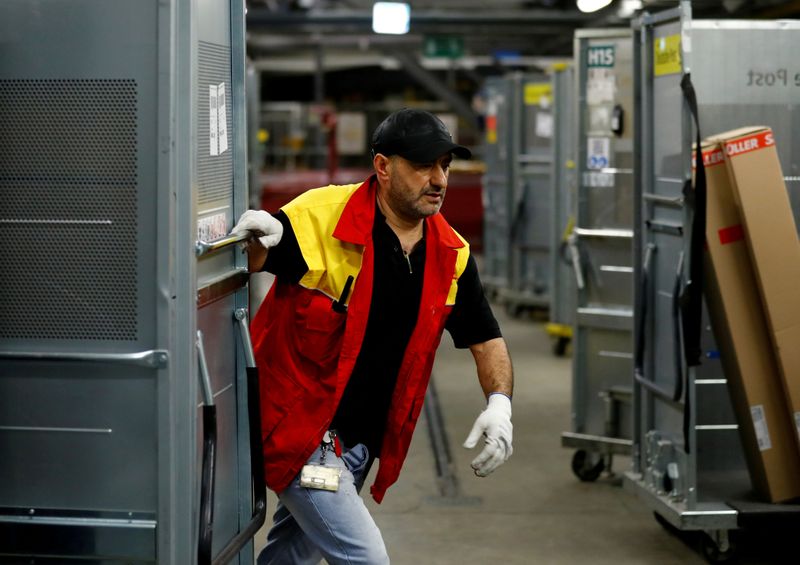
498, 73, 554, 315
0, 1, 265, 562
481, 76, 515, 298
625, 3, 800, 562
481, 73, 552, 314
561, 29, 635, 482
546, 63, 578, 357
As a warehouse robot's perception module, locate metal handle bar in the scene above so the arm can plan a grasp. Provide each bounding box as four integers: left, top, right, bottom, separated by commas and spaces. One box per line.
573, 227, 634, 239
196, 233, 250, 257
196, 330, 216, 565
235, 308, 256, 368
0, 350, 169, 369
566, 233, 585, 290
197, 331, 214, 407
197, 311, 267, 565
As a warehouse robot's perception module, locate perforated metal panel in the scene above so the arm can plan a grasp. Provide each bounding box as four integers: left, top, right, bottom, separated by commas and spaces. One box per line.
197, 42, 233, 206
0, 79, 138, 341
0, 0, 255, 561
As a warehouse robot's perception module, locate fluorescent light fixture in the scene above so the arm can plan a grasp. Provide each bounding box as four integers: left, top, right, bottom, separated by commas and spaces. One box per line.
576, 0, 613, 13
372, 2, 411, 35
617, 0, 643, 18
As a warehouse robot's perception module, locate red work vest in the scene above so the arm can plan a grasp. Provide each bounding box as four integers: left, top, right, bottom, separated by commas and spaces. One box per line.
250, 176, 470, 503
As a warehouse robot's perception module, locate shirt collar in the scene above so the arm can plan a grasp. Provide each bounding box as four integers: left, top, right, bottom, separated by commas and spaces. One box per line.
332, 175, 378, 245
332, 174, 465, 250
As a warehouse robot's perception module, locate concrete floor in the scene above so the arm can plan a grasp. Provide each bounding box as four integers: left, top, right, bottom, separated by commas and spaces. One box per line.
250, 296, 795, 564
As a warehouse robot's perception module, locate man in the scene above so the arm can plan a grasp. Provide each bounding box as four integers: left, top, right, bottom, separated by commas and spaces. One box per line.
232, 108, 514, 564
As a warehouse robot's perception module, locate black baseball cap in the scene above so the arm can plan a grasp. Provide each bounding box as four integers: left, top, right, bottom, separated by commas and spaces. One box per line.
371, 108, 472, 162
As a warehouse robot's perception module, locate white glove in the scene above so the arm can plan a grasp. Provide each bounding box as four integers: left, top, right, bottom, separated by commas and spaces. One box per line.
230, 210, 283, 248
463, 393, 513, 477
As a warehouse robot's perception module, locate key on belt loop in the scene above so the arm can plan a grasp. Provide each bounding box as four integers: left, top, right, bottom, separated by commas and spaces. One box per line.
322, 430, 342, 458
320, 430, 341, 464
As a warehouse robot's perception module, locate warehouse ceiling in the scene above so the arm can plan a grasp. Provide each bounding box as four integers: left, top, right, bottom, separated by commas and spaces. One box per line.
245, 0, 800, 113
246, 0, 800, 68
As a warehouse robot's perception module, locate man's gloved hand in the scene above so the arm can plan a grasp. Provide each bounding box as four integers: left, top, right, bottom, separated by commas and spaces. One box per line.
230, 210, 283, 248
463, 393, 513, 477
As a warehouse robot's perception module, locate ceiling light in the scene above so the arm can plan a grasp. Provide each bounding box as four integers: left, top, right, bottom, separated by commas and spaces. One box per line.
617, 0, 643, 18
372, 2, 411, 35
577, 0, 613, 13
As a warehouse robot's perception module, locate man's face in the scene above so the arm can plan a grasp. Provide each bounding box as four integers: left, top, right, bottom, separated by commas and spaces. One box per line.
384, 153, 452, 221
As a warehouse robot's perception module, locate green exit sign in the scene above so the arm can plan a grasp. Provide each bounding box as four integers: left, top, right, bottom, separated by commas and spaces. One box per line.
424, 35, 464, 59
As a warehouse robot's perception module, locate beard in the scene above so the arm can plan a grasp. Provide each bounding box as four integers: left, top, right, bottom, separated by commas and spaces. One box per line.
388, 176, 445, 221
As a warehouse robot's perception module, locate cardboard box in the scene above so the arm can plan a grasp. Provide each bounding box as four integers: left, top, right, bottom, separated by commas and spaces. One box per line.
718, 127, 800, 448
701, 129, 800, 502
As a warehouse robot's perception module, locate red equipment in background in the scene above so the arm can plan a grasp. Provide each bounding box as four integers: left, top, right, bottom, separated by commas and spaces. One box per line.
258, 168, 484, 252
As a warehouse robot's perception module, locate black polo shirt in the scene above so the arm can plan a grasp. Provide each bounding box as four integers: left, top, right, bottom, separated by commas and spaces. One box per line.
264, 206, 501, 456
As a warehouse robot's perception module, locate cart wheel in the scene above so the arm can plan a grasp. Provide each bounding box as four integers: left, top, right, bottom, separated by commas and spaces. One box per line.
570, 449, 605, 482
700, 531, 737, 564
552, 336, 570, 357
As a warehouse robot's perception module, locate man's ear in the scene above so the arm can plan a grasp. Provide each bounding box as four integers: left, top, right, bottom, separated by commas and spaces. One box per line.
373, 153, 391, 181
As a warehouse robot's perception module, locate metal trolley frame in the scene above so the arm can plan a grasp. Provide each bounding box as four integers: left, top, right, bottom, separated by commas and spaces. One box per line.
625, 3, 800, 561
546, 63, 577, 357
481, 73, 553, 314
561, 28, 635, 482
0, 1, 265, 562
498, 73, 555, 315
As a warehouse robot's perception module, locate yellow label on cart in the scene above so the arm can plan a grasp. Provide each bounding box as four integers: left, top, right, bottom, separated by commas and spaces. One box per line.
654, 34, 682, 76
524, 83, 552, 106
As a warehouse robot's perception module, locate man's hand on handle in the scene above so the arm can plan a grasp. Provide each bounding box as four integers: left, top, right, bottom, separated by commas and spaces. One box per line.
231, 210, 283, 272
231, 210, 283, 248
463, 393, 513, 477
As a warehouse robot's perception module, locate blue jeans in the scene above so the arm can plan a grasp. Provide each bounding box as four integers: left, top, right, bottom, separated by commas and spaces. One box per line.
257, 442, 389, 565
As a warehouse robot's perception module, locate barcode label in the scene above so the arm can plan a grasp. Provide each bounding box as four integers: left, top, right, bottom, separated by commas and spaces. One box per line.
197, 212, 228, 242
750, 405, 772, 451
209, 85, 219, 156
